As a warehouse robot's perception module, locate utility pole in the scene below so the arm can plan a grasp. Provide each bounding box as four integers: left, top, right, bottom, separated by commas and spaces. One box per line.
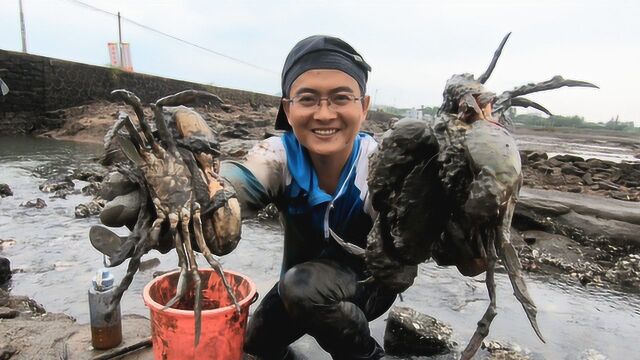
18, 0, 27, 53
117, 12, 124, 67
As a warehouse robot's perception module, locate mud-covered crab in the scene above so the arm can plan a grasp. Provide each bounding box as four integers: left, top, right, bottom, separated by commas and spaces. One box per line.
93, 89, 242, 344
334, 33, 597, 359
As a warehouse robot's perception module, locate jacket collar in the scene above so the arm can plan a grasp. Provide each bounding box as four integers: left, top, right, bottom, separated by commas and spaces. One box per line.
282, 132, 362, 207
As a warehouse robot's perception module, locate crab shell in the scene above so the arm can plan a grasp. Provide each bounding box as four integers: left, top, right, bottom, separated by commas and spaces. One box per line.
170, 107, 242, 255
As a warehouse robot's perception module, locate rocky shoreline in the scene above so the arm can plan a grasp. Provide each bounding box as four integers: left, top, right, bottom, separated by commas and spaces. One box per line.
1, 99, 639, 359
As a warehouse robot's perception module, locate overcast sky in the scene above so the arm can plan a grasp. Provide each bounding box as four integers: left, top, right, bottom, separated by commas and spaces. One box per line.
1, 0, 638, 125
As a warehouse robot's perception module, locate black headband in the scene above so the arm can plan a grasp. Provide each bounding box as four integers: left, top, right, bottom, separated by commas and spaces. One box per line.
282, 50, 368, 98
275, 35, 371, 131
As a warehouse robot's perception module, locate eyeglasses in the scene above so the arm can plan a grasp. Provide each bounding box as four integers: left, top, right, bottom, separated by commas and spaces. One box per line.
284, 93, 364, 109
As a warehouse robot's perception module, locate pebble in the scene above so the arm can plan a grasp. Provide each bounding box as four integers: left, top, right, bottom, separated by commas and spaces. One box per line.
20, 198, 47, 208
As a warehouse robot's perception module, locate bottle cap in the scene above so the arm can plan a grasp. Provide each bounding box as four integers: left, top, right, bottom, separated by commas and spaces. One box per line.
92, 268, 115, 291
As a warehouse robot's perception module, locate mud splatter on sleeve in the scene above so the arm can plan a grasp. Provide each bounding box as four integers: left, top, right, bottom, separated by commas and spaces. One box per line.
220, 137, 287, 217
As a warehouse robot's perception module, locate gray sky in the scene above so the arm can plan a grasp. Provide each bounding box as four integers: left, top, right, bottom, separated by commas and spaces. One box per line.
1, 0, 638, 125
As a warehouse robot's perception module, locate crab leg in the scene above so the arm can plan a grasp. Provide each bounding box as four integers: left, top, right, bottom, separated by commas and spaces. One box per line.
151, 104, 179, 156
104, 112, 145, 151
108, 179, 152, 267
155, 90, 223, 108
147, 199, 167, 249
108, 220, 154, 311
179, 206, 204, 346
460, 228, 498, 360
477, 32, 511, 84
499, 196, 545, 342
108, 192, 154, 310
111, 89, 155, 146
163, 214, 190, 309
192, 203, 240, 313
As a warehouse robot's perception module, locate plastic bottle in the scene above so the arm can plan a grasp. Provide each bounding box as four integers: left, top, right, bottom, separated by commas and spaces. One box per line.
88, 268, 123, 349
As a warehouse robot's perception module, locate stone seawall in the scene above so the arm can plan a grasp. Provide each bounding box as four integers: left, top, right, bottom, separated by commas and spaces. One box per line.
0, 49, 278, 134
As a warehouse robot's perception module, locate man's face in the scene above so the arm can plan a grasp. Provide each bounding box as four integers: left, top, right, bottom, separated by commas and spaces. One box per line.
283, 69, 370, 159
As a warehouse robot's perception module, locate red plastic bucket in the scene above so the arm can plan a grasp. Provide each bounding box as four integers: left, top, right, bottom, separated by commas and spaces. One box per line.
143, 269, 258, 360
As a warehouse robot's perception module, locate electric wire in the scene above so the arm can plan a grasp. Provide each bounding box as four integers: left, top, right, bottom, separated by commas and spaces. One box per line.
64, 0, 278, 75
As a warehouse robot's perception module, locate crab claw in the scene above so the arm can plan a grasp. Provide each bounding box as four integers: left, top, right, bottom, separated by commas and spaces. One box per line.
506, 75, 598, 99
509, 97, 552, 116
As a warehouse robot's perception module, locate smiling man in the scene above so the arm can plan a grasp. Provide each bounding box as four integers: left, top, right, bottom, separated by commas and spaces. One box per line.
221, 35, 392, 360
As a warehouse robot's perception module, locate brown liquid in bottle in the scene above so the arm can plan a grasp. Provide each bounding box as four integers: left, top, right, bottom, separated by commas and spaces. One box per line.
91, 321, 123, 350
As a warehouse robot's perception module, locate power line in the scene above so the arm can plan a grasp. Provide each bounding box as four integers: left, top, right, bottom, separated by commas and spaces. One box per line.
64, 0, 278, 75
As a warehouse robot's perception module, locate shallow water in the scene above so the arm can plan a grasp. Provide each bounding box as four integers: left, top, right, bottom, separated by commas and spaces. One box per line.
1, 135, 638, 359
515, 134, 639, 163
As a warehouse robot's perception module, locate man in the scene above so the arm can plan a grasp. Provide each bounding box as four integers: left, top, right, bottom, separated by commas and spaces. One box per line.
94, 35, 396, 359
222, 35, 392, 359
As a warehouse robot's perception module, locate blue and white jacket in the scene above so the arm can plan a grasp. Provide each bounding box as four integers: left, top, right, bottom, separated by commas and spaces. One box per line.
221, 132, 378, 278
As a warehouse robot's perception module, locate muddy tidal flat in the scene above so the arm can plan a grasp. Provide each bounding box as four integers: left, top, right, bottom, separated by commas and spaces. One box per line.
1, 125, 639, 359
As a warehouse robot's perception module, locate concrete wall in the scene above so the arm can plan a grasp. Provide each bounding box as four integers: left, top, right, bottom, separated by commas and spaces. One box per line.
0, 49, 278, 134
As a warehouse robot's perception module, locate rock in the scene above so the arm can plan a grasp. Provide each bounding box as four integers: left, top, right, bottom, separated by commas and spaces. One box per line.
573, 161, 591, 171
546, 174, 566, 186
257, 203, 279, 220
63, 314, 152, 360
604, 254, 640, 288
566, 185, 583, 193
597, 180, 620, 191
516, 188, 640, 250
0, 184, 13, 198
521, 188, 640, 225
263, 130, 280, 139
81, 182, 101, 196
561, 164, 586, 176
516, 197, 571, 216
220, 139, 258, 159
20, 198, 47, 208
0, 239, 16, 250
0, 257, 10, 284
75, 199, 105, 218
71, 168, 105, 182
39, 176, 74, 192
0, 289, 46, 315
100, 191, 140, 227
552, 154, 585, 163
0, 307, 20, 319
582, 173, 594, 185
100, 172, 137, 201
220, 103, 234, 112
384, 306, 455, 356
547, 158, 564, 167
220, 128, 251, 139
138, 257, 161, 272
563, 175, 583, 185
481, 341, 531, 360
586, 158, 615, 169
575, 348, 609, 360
0, 342, 17, 359
624, 180, 640, 188
526, 151, 548, 162
609, 191, 638, 202
50, 189, 72, 199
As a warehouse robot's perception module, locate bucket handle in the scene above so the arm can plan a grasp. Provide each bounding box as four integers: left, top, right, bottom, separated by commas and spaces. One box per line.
250, 292, 259, 304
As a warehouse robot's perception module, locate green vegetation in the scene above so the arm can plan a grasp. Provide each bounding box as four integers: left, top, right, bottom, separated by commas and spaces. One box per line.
514, 113, 639, 133
372, 105, 411, 116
